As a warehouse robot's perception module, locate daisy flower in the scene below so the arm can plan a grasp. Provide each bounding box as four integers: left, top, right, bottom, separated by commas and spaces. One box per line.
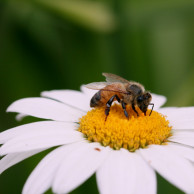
1, 86, 194, 194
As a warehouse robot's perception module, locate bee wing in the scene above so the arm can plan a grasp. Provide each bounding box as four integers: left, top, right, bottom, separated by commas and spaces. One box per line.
84, 82, 112, 90
84, 82, 128, 94
102, 73, 130, 83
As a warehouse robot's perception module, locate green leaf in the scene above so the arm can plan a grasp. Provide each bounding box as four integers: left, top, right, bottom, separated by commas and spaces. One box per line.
35, 0, 116, 33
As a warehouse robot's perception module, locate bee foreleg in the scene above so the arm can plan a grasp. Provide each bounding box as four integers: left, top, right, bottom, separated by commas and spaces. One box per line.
121, 101, 129, 119
105, 95, 120, 121
132, 103, 139, 117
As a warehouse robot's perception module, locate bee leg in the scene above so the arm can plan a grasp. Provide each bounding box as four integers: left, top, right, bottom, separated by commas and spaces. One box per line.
132, 103, 139, 117
105, 95, 120, 121
115, 95, 120, 103
105, 107, 110, 121
121, 101, 129, 119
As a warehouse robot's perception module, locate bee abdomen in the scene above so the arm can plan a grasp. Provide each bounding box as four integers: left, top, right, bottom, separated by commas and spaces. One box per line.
90, 91, 101, 107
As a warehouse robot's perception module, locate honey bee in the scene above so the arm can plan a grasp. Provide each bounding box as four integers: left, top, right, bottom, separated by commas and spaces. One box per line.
85, 73, 154, 120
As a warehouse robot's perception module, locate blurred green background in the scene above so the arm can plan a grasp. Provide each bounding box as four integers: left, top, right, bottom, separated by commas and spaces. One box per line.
1, 0, 194, 193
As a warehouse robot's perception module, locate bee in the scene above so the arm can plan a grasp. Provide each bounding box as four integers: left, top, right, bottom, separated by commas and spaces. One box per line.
85, 73, 154, 120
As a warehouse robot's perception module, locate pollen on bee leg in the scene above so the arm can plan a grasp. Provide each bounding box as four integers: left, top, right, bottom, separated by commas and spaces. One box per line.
78, 104, 172, 152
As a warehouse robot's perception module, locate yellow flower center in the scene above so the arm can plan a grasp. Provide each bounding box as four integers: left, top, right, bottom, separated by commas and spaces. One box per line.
79, 104, 172, 152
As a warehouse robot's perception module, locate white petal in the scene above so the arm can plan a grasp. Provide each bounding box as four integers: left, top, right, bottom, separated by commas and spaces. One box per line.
96, 149, 156, 194
52, 142, 109, 194
169, 130, 194, 147
151, 93, 166, 110
0, 121, 79, 144
0, 149, 45, 174
22, 142, 85, 194
7, 97, 84, 122
0, 122, 83, 154
16, 113, 27, 121
41, 90, 90, 112
159, 107, 194, 130
139, 145, 194, 193
167, 142, 194, 162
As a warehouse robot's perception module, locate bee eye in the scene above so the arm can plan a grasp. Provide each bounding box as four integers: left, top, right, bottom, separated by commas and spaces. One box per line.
137, 96, 143, 103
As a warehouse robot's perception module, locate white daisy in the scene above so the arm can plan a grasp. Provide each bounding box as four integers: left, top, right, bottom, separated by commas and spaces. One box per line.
1, 86, 194, 194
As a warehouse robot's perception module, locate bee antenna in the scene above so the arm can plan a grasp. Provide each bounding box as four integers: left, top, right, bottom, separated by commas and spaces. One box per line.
149, 103, 154, 116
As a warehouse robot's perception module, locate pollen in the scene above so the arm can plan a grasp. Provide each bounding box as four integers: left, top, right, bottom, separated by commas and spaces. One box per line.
78, 104, 172, 152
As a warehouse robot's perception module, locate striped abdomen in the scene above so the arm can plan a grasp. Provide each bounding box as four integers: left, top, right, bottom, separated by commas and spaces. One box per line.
90, 91, 102, 107
90, 90, 122, 107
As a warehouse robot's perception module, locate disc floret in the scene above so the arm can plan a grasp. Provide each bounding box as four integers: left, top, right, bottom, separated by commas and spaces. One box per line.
79, 104, 172, 152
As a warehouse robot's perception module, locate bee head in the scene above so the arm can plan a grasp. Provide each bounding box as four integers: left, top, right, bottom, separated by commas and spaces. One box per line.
136, 92, 152, 115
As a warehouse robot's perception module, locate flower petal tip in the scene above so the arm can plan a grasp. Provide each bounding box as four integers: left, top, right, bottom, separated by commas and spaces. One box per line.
151, 93, 167, 109
6, 99, 24, 113
15, 113, 27, 121
6, 103, 14, 113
